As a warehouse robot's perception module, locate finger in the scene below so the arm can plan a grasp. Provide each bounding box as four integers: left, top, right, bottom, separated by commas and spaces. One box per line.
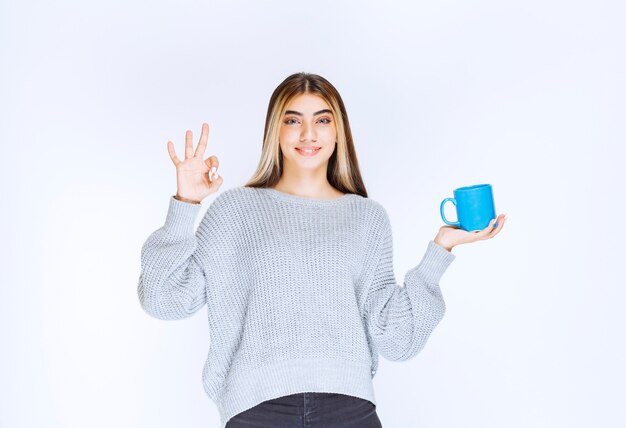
472, 218, 496, 241
211, 172, 223, 185
195, 122, 209, 158
204, 156, 222, 183
167, 140, 181, 166
204, 155, 219, 182
185, 129, 194, 159
486, 214, 506, 238
481, 218, 497, 235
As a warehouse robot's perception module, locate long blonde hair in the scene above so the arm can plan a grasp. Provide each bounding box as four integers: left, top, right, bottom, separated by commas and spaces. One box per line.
244, 72, 368, 198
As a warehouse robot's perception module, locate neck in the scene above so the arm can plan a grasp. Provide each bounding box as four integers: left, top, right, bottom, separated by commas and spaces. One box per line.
272, 171, 340, 200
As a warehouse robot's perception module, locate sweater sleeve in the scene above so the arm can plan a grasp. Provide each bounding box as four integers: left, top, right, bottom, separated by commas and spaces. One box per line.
364, 210, 456, 361
137, 195, 213, 320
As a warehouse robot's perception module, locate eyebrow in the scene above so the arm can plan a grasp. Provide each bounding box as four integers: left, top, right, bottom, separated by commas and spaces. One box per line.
284, 109, 333, 116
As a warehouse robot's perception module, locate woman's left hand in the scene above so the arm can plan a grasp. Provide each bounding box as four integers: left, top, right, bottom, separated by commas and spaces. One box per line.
433, 213, 507, 252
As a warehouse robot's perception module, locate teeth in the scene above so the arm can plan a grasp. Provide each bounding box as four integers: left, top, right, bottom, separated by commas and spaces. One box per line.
297, 148, 320, 153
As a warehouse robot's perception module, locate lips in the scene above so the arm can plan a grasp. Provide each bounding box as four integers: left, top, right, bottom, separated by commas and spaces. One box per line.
295, 147, 321, 156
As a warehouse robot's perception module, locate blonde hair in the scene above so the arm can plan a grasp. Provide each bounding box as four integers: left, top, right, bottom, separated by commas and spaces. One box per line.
244, 72, 368, 197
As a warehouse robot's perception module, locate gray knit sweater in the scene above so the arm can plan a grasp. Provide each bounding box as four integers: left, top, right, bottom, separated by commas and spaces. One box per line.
137, 186, 456, 427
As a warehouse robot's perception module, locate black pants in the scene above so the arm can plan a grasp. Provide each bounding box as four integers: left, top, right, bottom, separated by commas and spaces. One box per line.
225, 392, 383, 427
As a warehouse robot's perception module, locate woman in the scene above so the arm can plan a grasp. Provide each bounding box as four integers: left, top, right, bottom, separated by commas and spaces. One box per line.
138, 72, 506, 428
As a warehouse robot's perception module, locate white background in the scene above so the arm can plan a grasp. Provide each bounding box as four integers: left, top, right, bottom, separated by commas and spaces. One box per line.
1, 0, 624, 427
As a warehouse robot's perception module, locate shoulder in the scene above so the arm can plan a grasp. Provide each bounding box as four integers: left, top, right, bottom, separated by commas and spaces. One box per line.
196, 187, 255, 248
344, 194, 392, 253
199, 185, 268, 226
356, 195, 392, 232
204, 186, 258, 211
197, 186, 251, 228
351, 196, 394, 265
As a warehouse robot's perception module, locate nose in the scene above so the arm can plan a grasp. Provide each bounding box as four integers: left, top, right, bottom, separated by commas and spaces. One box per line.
299, 121, 317, 143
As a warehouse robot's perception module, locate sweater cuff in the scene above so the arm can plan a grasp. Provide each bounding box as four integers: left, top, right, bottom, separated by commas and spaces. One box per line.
405, 240, 456, 285
164, 195, 202, 238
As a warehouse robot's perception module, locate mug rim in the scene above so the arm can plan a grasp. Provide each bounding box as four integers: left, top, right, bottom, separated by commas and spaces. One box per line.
455, 183, 491, 192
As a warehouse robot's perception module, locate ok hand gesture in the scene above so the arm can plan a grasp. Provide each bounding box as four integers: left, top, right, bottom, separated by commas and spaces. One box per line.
167, 123, 222, 204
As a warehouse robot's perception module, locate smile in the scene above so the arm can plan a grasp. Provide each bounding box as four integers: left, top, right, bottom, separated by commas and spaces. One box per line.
295, 147, 321, 156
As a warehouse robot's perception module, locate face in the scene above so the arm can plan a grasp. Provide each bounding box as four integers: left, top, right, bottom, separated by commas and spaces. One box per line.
278, 93, 337, 172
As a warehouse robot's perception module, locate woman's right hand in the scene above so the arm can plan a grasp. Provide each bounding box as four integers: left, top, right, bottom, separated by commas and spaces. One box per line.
167, 122, 223, 204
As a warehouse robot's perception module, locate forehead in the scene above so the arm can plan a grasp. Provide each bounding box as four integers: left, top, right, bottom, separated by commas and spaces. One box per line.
284, 93, 331, 112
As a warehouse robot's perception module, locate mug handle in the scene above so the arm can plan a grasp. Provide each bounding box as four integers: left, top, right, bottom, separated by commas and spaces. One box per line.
440, 198, 461, 227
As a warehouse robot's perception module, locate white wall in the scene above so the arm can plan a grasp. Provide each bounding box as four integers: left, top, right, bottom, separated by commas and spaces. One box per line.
1, 0, 624, 427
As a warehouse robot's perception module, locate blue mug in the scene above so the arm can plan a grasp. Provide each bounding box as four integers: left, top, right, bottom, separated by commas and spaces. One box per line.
440, 184, 497, 232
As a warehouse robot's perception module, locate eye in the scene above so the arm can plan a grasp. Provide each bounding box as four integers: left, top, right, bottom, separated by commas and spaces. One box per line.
284, 118, 299, 125
318, 117, 332, 124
